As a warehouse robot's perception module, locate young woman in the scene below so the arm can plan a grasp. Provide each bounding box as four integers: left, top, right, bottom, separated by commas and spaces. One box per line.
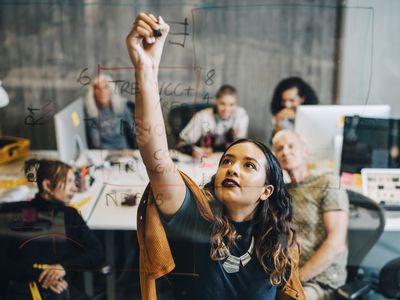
270, 77, 319, 135
127, 13, 304, 300
0, 159, 104, 300
176, 84, 249, 158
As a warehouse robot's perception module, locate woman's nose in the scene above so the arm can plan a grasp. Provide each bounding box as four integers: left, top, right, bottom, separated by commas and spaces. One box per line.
226, 163, 240, 176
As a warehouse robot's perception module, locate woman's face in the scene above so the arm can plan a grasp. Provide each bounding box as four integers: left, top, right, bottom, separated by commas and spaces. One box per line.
53, 169, 78, 204
94, 79, 112, 108
216, 94, 237, 120
214, 142, 273, 220
281, 87, 304, 110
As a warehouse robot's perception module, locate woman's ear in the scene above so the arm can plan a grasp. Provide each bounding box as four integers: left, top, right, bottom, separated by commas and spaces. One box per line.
42, 179, 52, 195
260, 184, 274, 201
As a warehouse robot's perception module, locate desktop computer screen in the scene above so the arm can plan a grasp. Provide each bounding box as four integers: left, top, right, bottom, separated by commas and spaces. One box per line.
340, 116, 400, 174
54, 97, 89, 165
294, 105, 391, 163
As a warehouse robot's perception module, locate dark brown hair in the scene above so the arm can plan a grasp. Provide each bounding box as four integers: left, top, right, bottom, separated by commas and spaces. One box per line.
24, 159, 72, 193
204, 139, 295, 286
270, 77, 319, 115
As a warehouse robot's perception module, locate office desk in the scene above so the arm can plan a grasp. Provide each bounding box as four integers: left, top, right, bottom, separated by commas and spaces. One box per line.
348, 198, 400, 232
1, 150, 220, 229
0, 150, 58, 198
86, 150, 220, 230
2, 151, 399, 233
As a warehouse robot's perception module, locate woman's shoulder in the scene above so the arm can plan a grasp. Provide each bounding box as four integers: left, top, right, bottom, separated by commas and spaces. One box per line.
179, 172, 214, 221
236, 106, 247, 113
234, 106, 248, 117
198, 107, 215, 117
63, 205, 86, 222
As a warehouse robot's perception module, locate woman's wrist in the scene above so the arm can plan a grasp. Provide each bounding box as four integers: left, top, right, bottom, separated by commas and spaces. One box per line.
135, 64, 158, 76
136, 68, 158, 83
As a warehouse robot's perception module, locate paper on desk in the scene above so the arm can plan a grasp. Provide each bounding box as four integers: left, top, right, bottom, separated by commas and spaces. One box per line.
0, 185, 30, 202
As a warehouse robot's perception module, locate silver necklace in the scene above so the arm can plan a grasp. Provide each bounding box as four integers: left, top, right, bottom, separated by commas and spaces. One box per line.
221, 236, 254, 273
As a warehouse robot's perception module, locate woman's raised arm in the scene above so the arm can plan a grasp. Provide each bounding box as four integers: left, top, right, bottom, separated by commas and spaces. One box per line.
126, 13, 186, 216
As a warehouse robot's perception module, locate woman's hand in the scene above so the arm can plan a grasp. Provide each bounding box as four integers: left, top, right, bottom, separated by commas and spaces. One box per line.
126, 13, 170, 70
38, 264, 66, 289
274, 108, 296, 132
49, 278, 68, 294
127, 13, 186, 217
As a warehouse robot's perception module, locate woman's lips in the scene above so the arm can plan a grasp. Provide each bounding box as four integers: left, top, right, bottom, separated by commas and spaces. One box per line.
222, 178, 240, 187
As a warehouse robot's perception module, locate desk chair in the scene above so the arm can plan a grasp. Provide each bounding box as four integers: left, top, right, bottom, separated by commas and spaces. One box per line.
168, 102, 214, 145
336, 190, 386, 299
379, 257, 400, 299
337, 252, 400, 299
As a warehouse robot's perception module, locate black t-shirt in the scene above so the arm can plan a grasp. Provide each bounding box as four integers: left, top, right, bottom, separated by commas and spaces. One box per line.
160, 187, 277, 300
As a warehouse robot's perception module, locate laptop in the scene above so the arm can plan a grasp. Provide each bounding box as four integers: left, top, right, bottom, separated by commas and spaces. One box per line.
361, 168, 400, 210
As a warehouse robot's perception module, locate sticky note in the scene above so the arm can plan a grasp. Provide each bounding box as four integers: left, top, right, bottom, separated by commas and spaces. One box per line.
71, 111, 80, 127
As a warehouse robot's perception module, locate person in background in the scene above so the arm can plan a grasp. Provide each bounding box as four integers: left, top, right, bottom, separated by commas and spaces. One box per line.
176, 84, 249, 158
270, 77, 319, 136
272, 130, 348, 300
84, 74, 136, 149
0, 159, 104, 300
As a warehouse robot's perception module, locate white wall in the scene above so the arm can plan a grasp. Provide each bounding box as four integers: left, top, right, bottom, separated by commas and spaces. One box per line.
338, 0, 400, 117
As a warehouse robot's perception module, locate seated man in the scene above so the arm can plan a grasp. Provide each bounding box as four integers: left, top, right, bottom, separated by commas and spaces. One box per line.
84, 74, 136, 149
176, 84, 249, 158
272, 130, 349, 300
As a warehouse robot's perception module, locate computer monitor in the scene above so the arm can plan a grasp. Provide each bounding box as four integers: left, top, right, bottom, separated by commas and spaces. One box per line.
341, 117, 400, 174
294, 105, 391, 163
54, 97, 90, 165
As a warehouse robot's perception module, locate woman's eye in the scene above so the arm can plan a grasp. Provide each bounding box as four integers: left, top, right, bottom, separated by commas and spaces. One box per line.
245, 162, 256, 170
221, 158, 231, 165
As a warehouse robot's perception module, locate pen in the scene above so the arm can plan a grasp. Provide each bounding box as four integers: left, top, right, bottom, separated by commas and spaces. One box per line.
153, 28, 162, 37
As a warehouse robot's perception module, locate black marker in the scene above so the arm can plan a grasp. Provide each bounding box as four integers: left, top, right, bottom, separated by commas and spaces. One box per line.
153, 28, 162, 37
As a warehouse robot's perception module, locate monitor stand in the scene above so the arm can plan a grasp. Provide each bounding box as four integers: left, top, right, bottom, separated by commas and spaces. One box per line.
333, 134, 343, 177
72, 134, 93, 167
